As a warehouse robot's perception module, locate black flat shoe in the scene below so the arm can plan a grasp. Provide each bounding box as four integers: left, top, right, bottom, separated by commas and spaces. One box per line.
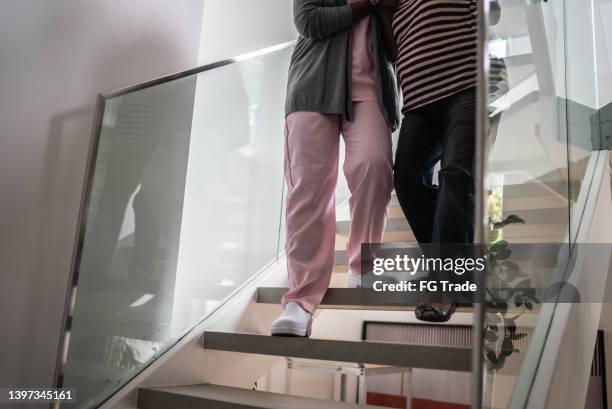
415, 302, 458, 323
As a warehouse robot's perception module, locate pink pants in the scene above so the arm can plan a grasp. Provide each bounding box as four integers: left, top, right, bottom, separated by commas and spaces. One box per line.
282, 101, 393, 313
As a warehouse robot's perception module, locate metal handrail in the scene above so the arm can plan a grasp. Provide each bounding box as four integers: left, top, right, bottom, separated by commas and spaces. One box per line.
101, 41, 296, 99
51, 40, 297, 408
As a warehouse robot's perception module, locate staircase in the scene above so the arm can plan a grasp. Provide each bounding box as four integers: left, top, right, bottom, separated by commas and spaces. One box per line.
130, 180, 568, 409
56, 9, 608, 403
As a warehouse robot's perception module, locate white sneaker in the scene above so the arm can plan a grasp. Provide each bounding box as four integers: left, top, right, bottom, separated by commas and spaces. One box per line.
270, 302, 312, 337
346, 272, 362, 288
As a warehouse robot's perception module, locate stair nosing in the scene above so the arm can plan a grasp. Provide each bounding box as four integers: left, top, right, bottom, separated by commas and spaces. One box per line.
138, 384, 387, 409
256, 287, 474, 311
202, 331, 471, 372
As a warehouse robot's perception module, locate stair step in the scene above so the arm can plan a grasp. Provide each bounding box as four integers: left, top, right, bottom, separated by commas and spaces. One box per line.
138, 384, 385, 409
503, 181, 571, 199
335, 222, 416, 243
202, 331, 471, 372
500, 195, 567, 210
389, 182, 569, 205
503, 52, 534, 67
256, 287, 474, 311
336, 215, 566, 248
386, 193, 566, 216
503, 207, 567, 224
338, 206, 567, 236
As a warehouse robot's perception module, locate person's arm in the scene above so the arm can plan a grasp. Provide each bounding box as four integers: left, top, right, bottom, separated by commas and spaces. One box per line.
350, 1, 376, 23
379, 0, 399, 62
294, 0, 374, 40
380, 11, 398, 62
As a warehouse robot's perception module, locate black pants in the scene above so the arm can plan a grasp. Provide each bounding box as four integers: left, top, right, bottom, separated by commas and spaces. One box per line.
394, 87, 476, 250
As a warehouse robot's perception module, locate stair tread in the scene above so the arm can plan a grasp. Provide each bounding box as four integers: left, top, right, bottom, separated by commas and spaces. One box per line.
203, 331, 471, 372
138, 384, 386, 409
256, 287, 473, 311
338, 206, 568, 232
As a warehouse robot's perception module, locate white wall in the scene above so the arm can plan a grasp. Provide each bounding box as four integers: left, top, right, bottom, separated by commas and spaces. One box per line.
0, 0, 205, 394
198, 0, 297, 64
0, 0, 299, 398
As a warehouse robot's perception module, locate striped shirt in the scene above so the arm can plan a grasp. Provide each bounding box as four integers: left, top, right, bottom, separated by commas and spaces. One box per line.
393, 0, 478, 112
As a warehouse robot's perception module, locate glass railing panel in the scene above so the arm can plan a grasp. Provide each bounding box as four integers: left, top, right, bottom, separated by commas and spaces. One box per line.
565, 0, 601, 242
172, 50, 291, 331
484, 0, 570, 406
62, 44, 294, 409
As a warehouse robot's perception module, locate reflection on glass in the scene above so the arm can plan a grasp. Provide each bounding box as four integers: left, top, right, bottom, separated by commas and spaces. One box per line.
484, 0, 570, 407
63, 46, 293, 409
565, 0, 600, 241
484, 0, 601, 406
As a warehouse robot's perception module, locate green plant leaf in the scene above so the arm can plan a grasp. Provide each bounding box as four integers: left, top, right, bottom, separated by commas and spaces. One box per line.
496, 249, 512, 260
505, 215, 525, 224
485, 331, 498, 342
502, 338, 514, 356
490, 240, 509, 252
486, 313, 502, 325
505, 319, 517, 334
485, 350, 498, 364
514, 294, 523, 307
493, 355, 507, 370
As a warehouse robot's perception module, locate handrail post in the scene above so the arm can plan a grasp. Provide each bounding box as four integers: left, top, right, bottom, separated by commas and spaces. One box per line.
472, 0, 490, 407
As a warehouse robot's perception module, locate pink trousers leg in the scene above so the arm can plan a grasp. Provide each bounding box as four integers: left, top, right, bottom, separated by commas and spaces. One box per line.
342, 101, 393, 275
282, 102, 393, 313
282, 112, 340, 313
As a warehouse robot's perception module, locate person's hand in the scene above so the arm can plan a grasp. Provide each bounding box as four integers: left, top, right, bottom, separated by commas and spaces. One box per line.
379, 0, 399, 13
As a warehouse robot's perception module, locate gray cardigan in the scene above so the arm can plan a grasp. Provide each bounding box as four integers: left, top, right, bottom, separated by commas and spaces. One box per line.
285, 0, 401, 130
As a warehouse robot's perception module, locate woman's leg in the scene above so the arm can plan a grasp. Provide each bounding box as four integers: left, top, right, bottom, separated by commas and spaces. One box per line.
406, 90, 476, 322
393, 109, 443, 245
393, 106, 451, 320
341, 101, 394, 279
417, 88, 476, 320
281, 112, 341, 313
433, 88, 476, 245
